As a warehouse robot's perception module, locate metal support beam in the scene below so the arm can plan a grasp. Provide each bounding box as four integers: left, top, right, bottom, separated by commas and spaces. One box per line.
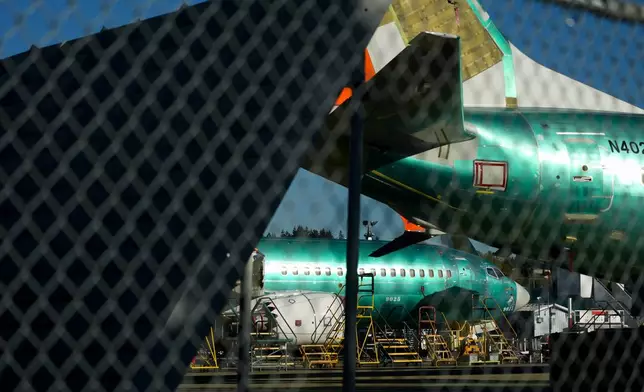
237, 254, 254, 392
342, 61, 365, 392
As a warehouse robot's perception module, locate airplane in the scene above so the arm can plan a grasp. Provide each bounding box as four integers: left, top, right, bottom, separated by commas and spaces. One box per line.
218, 237, 530, 346
298, 1, 644, 294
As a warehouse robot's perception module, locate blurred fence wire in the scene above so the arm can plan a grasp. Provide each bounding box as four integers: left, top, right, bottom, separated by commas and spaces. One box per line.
1, 0, 644, 392
0, 1, 387, 391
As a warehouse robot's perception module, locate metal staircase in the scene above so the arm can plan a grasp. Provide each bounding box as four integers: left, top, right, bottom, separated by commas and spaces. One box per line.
376, 336, 423, 366
418, 306, 456, 366
570, 299, 627, 333
472, 296, 520, 364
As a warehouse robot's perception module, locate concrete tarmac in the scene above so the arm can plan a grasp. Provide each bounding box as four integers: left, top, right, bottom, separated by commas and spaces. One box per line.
181, 365, 550, 391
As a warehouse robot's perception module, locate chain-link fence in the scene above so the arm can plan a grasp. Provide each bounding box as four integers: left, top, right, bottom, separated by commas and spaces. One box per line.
1, 0, 644, 391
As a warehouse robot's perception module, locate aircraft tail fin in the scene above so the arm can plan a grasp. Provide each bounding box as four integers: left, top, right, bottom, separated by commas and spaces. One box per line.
305, 32, 471, 185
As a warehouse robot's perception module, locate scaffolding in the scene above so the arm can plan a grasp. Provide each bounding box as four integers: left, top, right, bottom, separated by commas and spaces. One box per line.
190, 326, 219, 370
418, 306, 456, 366
302, 273, 423, 367
472, 296, 520, 364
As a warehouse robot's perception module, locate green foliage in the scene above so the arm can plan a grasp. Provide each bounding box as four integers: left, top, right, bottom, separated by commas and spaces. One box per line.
265, 225, 336, 239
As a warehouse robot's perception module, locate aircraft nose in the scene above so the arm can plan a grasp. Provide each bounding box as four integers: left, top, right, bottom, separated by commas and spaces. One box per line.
515, 283, 530, 310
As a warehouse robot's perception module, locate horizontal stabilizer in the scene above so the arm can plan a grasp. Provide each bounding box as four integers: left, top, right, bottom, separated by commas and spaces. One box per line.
305, 32, 470, 186
369, 230, 431, 258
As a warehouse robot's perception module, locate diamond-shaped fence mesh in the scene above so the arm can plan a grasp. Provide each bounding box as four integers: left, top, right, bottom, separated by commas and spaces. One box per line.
1, 0, 644, 392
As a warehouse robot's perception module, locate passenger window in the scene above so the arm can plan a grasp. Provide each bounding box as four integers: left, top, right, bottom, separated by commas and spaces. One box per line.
370, 268, 376, 276
304, 267, 310, 276
293, 268, 299, 276
337, 268, 344, 276
390, 269, 396, 277
281, 266, 287, 276
400, 269, 406, 277
410, 269, 415, 277
419, 269, 425, 278
446, 270, 452, 278
380, 268, 386, 277
438, 270, 443, 278
358, 268, 364, 275
428, 269, 434, 278
315, 267, 321, 276
325, 267, 331, 276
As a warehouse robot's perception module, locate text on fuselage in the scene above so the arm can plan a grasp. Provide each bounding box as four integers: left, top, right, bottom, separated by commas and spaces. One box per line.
608, 140, 644, 154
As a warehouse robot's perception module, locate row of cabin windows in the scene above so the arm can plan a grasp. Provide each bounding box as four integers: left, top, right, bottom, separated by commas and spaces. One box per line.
280, 266, 452, 278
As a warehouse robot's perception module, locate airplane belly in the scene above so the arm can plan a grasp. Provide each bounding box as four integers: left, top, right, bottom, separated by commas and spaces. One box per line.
363, 110, 541, 246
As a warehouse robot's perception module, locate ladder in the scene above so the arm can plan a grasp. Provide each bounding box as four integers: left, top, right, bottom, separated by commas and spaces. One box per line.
474, 296, 520, 364
356, 273, 379, 365
418, 306, 456, 366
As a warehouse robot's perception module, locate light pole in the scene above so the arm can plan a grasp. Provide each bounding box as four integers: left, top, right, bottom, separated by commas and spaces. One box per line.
362, 220, 378, 241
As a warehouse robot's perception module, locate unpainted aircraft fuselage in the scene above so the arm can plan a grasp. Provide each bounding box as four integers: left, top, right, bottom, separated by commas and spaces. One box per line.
361, 107, 644, 281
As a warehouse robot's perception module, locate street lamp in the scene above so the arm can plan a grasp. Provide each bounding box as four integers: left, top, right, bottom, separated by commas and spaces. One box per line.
362, 220, 378, 240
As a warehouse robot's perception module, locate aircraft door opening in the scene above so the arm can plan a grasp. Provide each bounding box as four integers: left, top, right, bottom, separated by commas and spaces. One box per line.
564, 139, 614, 218
454, 256, 473, 291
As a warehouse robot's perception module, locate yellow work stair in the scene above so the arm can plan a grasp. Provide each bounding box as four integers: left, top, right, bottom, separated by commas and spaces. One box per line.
190, 326, 219, 370
422, 332, 457, 366
356, 274, 380, 365
483, 323, 519, 364
418, 306, 456, 366
251, 344, 295, 369
377, 337, 423, 365
300, 344, 339, 368
301, 284, 346, 368
473, 296, 521, 364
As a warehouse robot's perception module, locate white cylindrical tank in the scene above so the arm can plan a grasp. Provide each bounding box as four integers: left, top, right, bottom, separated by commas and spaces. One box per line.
253, 291, 345, 345
216, 291, 345, 346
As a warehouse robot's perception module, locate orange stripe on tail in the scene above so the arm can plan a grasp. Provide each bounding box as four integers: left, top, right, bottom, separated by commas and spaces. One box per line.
400, 216, 425, 233
334, 49, 375, 107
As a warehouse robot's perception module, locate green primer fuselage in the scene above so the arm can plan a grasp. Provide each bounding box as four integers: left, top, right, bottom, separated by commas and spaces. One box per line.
259, 237, 523, 325
362, 108, 644, 281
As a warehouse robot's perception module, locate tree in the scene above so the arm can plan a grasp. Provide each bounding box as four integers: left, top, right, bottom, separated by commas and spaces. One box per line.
275, 226, 335, 239
338, 230, 345, 240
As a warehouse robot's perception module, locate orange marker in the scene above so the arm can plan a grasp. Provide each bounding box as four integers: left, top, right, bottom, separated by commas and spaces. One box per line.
334, 48, 376, 107
400, 216, 425, 233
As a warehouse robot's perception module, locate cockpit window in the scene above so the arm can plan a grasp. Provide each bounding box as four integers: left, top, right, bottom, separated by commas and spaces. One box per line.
486, 267, 498, 278
494, 268, 505, 278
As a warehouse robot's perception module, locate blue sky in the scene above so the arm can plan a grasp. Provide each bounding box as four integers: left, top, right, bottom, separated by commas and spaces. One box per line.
1, 0, 642, 249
